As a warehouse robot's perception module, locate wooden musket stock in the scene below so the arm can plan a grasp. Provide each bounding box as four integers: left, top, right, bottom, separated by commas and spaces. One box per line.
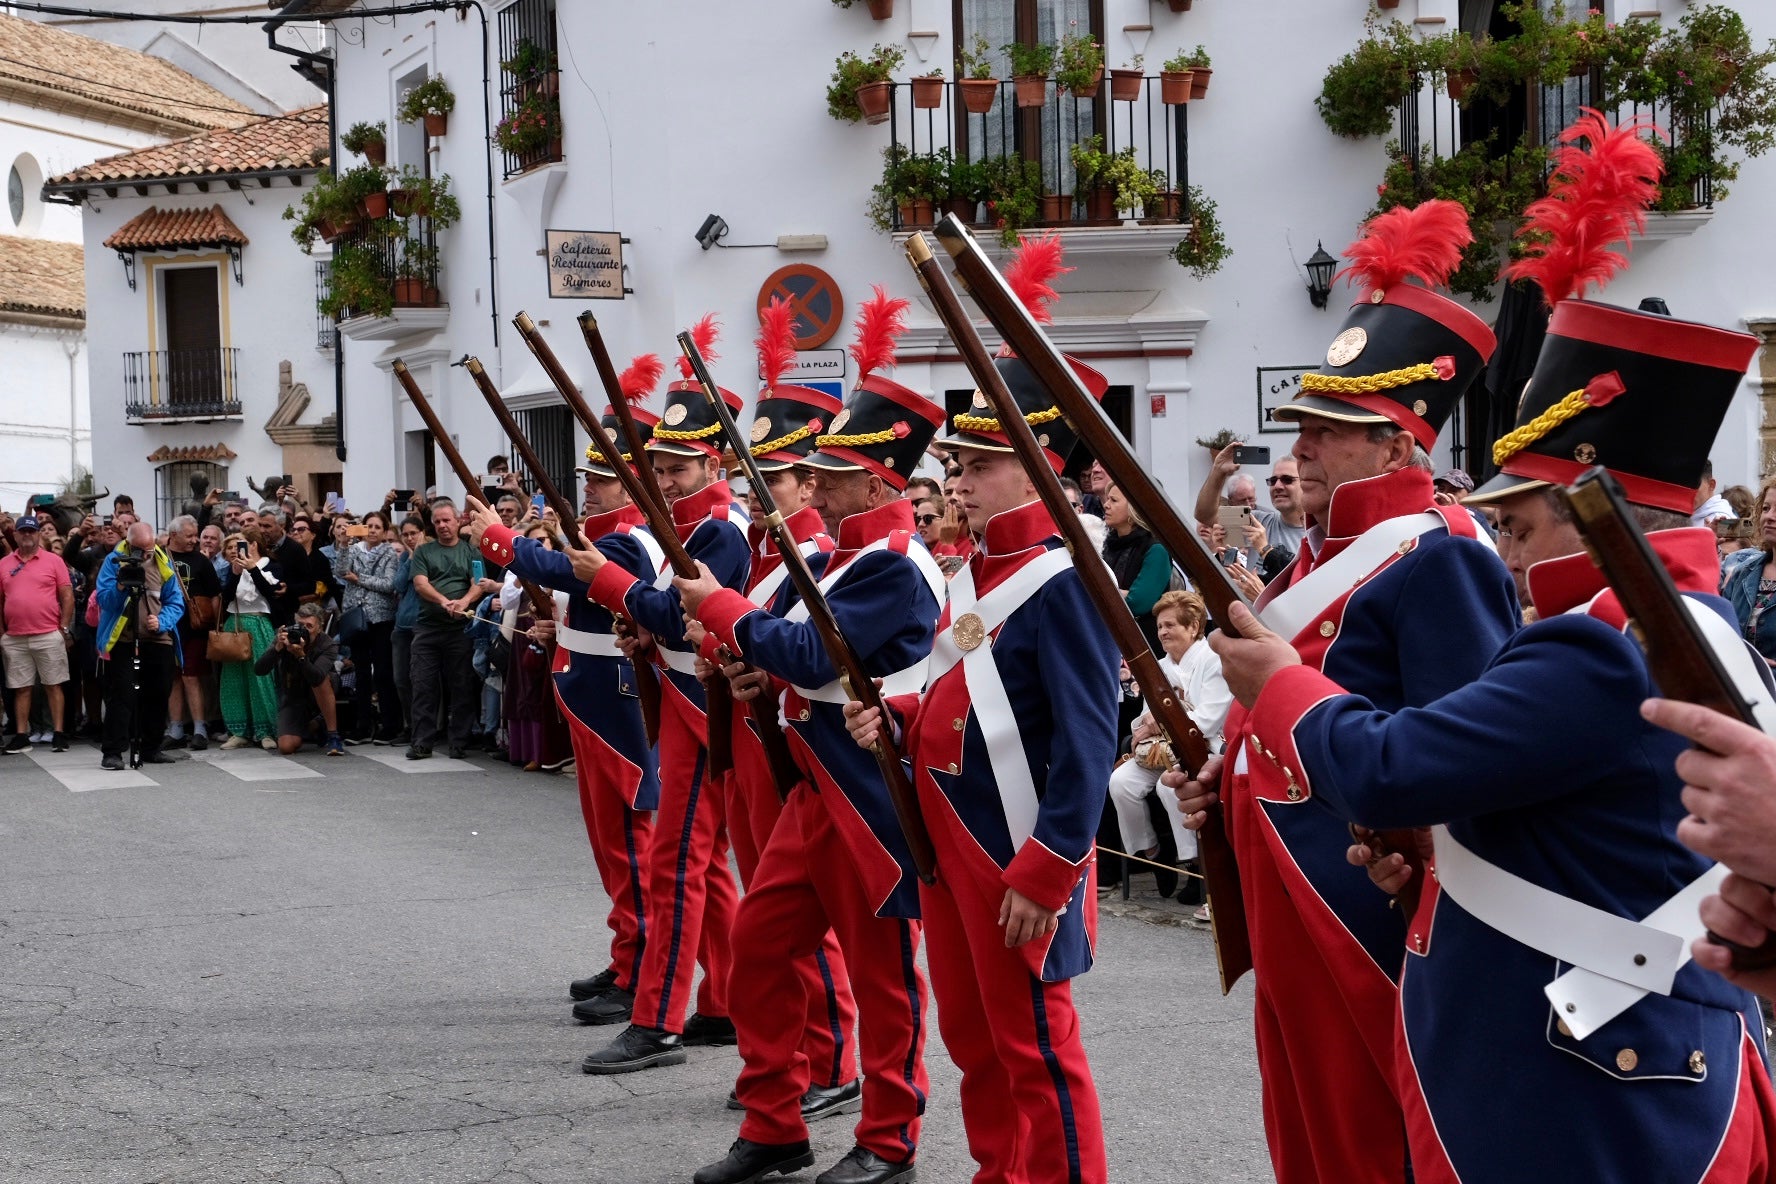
389, 358, 555, 621
678, 330, 938, 883
459, 356, 590, 544
1565, 466, 1776, 970
907, 232, 1249, 991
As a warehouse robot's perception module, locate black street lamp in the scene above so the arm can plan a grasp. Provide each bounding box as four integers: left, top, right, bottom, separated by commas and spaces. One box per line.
1305, 241, 1337, 310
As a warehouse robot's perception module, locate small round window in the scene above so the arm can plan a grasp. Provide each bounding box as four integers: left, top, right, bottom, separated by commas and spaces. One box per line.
8, 166, 22, 227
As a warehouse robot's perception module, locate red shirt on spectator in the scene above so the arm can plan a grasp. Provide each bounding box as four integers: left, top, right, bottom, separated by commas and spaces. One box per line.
0, 547, 71, 635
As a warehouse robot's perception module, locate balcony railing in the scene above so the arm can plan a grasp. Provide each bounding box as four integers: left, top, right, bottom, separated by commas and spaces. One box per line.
314, 260, 337, 349
124, 347, 242, 422
879, 76, 1191, 235
326, 215, 441, 322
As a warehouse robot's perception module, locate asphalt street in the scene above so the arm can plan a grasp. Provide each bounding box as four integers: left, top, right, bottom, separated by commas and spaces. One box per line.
1, 739, 1271, 1183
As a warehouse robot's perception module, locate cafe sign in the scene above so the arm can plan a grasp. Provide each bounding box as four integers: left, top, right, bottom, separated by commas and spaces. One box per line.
546, 229, 627, 300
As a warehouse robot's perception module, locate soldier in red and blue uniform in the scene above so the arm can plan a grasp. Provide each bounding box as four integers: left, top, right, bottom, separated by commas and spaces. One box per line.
709, 366, 863, 1126
684, 303, 946, 1184
848, 347, 1121, 1184
1169, 200, 1520, 1184
465, 391, 666, 1028
572, 320, 750, 1075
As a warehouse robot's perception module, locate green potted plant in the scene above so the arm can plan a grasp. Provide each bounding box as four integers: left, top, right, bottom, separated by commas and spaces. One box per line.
398, 75, 455, 136
1004, 40, 1056, 108
393, 234, 440, 306
831, 0, 894, 19
414, 171, 462, 228
866, 145, 906, 232
320, 241, 392, 320
1055, 27, 1104, 98
284, 170, 359, 252
1172, 186, 1231, 278
340, 120, 386, 165
958, 33, 1000, 114
495, 92, 563, 158
387, 163, 422, 219
1100, 147, 1157, 218
827, 43, 905, 124
1070, 134, 1115, 221
912, 67, 945, 109
339, 163, 389, 220
902, 151, 946, 227
1110, 54, 1144, 102
1159, 50, 1196, 104
1182, 44, 1212, 97
944, 153, 986, 222
1145, 168, 1181, 221
1315, 26, 1416, 137
983, 153, 1043, 245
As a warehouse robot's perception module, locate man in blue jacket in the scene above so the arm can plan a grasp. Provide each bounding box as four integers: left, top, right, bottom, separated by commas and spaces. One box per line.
95, 521, 185, 770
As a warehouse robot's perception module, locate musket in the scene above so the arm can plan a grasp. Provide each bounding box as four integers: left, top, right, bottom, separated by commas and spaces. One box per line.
389, 358, 555, 622
678, 329, 939, 883
458, 356, 591, 543
906, 232, 1249, 990
1565, 466, 1776, 970
925, 216, 1252, 990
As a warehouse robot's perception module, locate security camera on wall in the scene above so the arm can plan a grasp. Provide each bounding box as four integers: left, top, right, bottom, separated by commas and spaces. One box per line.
695, 214, 729, 251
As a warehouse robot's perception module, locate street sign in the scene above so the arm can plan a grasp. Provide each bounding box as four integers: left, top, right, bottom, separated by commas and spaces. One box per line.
758, 349, 847, 383
546, 229, 626, 300
757, 265, 844, 348
1257, 365, 1316, 433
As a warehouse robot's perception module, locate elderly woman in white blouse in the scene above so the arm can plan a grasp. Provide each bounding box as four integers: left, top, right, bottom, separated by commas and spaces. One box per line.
1106, 588, 1231, 902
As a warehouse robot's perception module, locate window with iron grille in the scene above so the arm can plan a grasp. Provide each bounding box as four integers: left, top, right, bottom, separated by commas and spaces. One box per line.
155, 461, 228, 529
510, 404, 575, 502
497, 0, 562, 179
315, 260, 336, 349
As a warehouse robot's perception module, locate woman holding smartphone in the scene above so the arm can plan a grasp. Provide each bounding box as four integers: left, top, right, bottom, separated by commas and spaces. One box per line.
333, 511, 403, 744
217, 529, 284, 750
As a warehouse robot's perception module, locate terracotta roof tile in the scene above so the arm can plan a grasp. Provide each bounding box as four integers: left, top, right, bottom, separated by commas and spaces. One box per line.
48, 104, 329, 189
0, 11, 253, 133
105, 205, 249, 252
0, 235, 83, 321
146, 443, 239, 463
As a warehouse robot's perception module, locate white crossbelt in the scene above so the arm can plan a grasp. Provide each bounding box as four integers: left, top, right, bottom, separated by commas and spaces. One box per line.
1259, 510, 1481, 642
647, 509, 749, 675
659, 647, 700, 676
928, 547, 1074, 849
748, 538, 827, 608
1435, 596, 1776, 1041
556, 624, 622, 658
628, 527, 670, 590
786, 536, 947, 705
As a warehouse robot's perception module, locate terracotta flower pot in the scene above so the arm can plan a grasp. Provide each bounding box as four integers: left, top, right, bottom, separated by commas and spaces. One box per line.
1166, 0, 1193, 10
1160, 70, 1194, 104
317, 217, 342, 243
1189, 66, 1212, 98
1040, 193, 1071, 223
856, 80, 892, 125
1447, 68, 1477, 101
1109, 69, 1144, 102
867, 0, 892, 17
393, 277, 424, 305
945, 197, 977, 223
423, 112, 448, 136
542, 71, 560, 98
547, 136, 563, 160
388, 190, 416, 218
363, 140, 386, 166
1013, 74, 1048, 108
910, 198, 935, 227
1085, 186, 1117, 223
363, 190, 390, 219
1145, 190, 1182, 222
1377, 0, 1401, 8
421, 284, 441, 307
959, 78, 999, 114
911, 75, 944, 109
1063, 68, 1103, 99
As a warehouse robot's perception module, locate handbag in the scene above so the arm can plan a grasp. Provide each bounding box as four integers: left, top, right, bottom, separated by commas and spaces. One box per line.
1133, 737, 1176, 772
336, 605, 369, 645
207, 614, 253, 663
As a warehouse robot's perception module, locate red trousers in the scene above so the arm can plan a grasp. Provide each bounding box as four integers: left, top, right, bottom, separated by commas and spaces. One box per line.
630, 678, 738, 1033
920, 783, 1106, 1184
730, 785, 928, 1161
725, 720, 860, 1089
557, 685, 652, 991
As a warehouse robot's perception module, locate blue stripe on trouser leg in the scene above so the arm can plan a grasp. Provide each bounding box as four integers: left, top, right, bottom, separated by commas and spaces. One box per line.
1030, 977, 1082, 1184
623, 807, 647, 990
653, 746, 706, 1030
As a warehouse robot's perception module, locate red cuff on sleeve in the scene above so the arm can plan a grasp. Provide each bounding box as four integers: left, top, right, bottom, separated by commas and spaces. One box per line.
697, 587, 758, 658
1246, 664, 1348, 801
587, 556, 639, 614
1004, 837, 1092, 914
480, 523, 518, 566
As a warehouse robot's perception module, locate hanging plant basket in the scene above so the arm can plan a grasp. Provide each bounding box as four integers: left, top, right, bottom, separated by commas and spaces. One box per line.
1062, 68, 1103, 99
423, 112, 448, 136
911, 75, 944, 108
388, 189, 417, 218
363, 140, 386, 166
1164, 0, 1194, 10
866, 0, 893, 17
959, 77, 1000, 113
1160, 69, 1194, 104
362, 190, 390, 219
1190, 66, 1212, 98
1377, 0, 1401, 8
856, 80, 893, 124
1013, 74, 1048, 107
1109, 69, 1144, 101
1446, 68, 1477, 101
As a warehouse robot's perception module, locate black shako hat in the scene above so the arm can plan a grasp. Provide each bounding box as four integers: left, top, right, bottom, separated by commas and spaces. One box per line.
749, 385, 844, 472
802, 374, 944, 491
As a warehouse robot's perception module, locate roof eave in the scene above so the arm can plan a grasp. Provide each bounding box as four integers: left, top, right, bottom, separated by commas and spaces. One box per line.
44, 164, 321, 199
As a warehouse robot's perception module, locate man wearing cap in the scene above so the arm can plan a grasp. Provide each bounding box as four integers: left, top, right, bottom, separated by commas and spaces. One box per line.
0, 515, 74, 753
1167, 200, 1520, 1184
847, 334, 1122, 1181
465, 366, 667, 1029
570, 321, 748, 1075
681, 326, 946, 1184
697, 352, 865, 1132
1192, 114, 1776, 1182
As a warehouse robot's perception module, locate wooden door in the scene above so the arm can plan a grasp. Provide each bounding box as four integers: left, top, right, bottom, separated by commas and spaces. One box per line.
163, 267, 221, 410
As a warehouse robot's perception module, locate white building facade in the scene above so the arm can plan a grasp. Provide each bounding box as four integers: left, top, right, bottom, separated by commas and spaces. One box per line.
290, 0, 1776, 513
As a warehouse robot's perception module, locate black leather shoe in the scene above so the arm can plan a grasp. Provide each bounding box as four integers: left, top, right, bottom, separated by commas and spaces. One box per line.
1175, 862, 1205, 906
142, 751, 176, 765
572, 986, 633, 1025
570, 969, 617, 1001
683, 1012, 737, 1047
405, 745, 432, 760
100, 753, 124, 770
816, 1146, 916, 1184
579, 1024, 685, 1075
802, 1078, 864, 1122
447, 745, 467, 760
692, 1137, 815, 1184
725, 1088, 745, 1112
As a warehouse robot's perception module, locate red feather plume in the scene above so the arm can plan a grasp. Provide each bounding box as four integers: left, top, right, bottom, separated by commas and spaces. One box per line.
1502, 108, 1664, 306
1335, 199, 1473, 292
756, 298, 799, 391
1004, 233, 1070, 324
676, 313, 721, 380
849, 284, 911, 380
618, 353, 663, 405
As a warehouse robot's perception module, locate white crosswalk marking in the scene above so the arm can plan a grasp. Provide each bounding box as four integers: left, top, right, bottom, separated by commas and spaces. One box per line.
9, 743, 485, 791
189, 749, 324, 782
19, 747, 154, 793
353, 749, 483, 775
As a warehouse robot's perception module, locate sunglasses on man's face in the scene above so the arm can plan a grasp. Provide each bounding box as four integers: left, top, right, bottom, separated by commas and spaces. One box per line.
1266, 475, 1298, 486
916, 514, 940, 526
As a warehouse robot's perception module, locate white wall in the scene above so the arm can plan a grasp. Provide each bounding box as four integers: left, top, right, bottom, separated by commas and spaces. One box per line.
80, 176, 335, 523
325, 0, 1776, 512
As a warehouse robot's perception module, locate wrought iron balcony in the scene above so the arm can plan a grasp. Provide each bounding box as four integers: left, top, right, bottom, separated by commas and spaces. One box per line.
123, 347, 242, 423
876, 75, 1192, 242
